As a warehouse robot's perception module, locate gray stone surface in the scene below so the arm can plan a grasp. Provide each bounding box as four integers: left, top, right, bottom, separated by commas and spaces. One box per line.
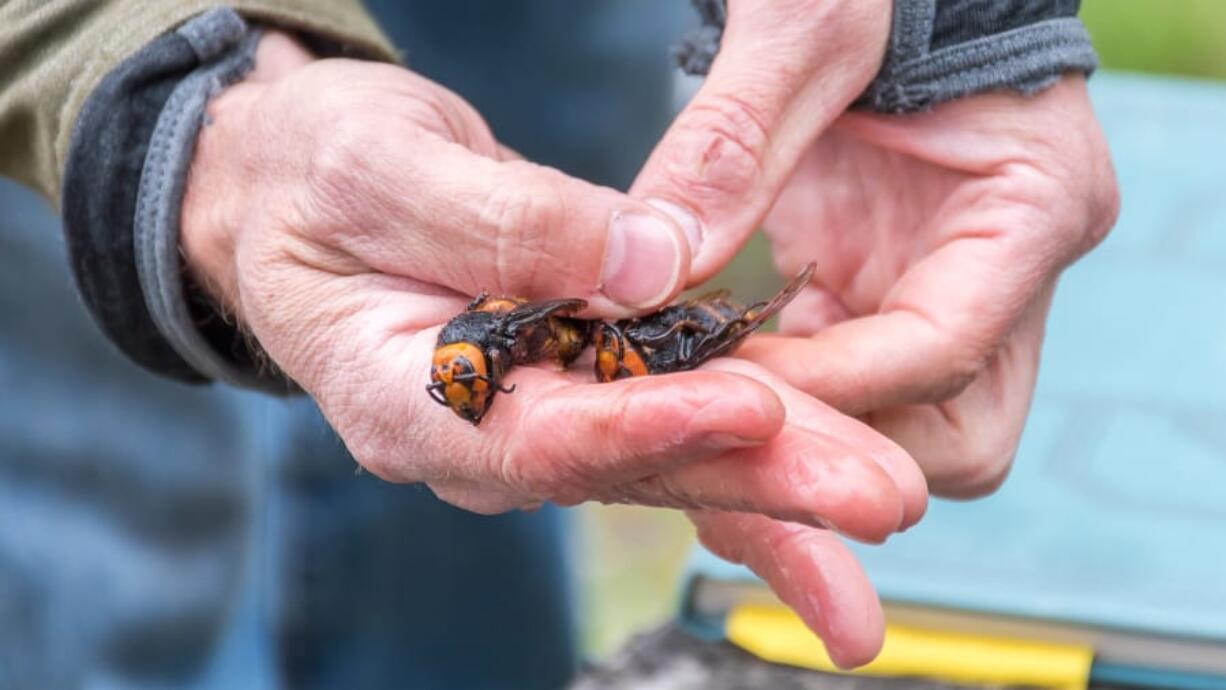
571, 624, 1138, 690
571, 625, 983, 690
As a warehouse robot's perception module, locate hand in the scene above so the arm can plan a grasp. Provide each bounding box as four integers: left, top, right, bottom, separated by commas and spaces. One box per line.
633, 2, 1119, 497
691, 357, 926, 669
181, 34, 924, 546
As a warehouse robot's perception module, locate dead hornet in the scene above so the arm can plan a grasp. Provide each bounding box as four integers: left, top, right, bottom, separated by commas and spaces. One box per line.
428, 293, 592, 425
594, 263, 816, 382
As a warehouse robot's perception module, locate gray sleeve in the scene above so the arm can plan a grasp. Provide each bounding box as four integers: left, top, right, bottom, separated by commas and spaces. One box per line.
61, 6, 293, 391
60, 5, 392, 391
131, 8, 291, 392
675, 0, 1098, 113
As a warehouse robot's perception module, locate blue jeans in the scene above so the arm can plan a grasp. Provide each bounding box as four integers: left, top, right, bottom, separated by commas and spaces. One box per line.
0, 3, 684, 687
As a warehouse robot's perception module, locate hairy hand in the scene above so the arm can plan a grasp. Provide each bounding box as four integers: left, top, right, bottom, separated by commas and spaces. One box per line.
629, 1, 1117, 664
744, 78, 1119, 497
634, 2, 1119, 497
181, 33, 925, 572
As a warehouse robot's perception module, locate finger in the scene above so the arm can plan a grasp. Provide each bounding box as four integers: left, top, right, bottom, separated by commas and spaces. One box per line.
279, 278, 901, 529
744, 78, 1113, 414
579, 357, 921, 539
488, 369, 792, 504
432, 360, 898, 533
865, 288, 1051, 498
319, 127, 692, 316
495, 143, 523, 161
362, 315, 904, 533
620, 422, 904, 542
424, 477, 537, 515
342, 317, 790, 506
703, 359, 928, 531
631, 0, 890, 280
691, 511, 885, 669
777, 284, 854, 336
741, 221, 1060, 415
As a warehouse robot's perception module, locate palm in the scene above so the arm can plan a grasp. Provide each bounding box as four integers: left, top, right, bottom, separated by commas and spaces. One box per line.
766, 119, 969, 320
633, 0, 1116, 656
743, 80, 1114, 495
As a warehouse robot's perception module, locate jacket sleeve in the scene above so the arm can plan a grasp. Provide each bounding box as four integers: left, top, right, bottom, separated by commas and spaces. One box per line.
0, 2, 395, 390
0, 0, 395, 205
674, 0, 1098, 113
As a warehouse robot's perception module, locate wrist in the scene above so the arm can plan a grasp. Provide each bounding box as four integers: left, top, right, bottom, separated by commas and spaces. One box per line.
180, 31, 314, 321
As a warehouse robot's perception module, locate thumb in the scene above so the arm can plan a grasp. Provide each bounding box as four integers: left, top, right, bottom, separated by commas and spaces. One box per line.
632, 0, 890, 280
351, 133, 693, 317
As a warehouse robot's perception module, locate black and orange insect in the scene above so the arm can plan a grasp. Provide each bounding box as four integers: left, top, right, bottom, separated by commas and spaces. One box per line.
594, 263, 815, 382
428, 293, 592, 424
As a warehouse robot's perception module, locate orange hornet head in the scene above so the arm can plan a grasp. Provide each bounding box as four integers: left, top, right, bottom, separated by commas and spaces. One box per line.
594, 323, 649, 382
427, 342, 511, 424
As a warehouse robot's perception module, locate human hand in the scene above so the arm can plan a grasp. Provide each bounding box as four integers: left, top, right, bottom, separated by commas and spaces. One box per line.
690, 357, 926, 669
633, 2, 1119, 496
180, 34, 925, 550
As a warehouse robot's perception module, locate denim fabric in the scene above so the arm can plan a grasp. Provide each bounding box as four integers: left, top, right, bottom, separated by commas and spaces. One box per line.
0, 181, 576, 690
365, 0, 687, 190
1, 2, 689, 688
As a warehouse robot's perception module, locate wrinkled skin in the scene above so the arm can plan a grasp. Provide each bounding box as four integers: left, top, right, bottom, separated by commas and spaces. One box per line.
181, 0, 1123, 662
632, 0, 1118, 666
181, 29, 928, 669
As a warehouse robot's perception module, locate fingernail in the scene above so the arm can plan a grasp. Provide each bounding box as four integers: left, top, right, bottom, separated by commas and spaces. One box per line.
701, 432, 768, 450
601, 211, 684, 309
647, 198, 703, 258
809, 515, 836, 532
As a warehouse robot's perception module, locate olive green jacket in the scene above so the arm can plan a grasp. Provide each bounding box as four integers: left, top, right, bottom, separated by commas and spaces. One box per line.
0, 0, 395, 207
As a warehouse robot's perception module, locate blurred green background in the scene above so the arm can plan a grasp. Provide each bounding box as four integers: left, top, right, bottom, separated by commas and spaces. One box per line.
576, 0, 1226, 658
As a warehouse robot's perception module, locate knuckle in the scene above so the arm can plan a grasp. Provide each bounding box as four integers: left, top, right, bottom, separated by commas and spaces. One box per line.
629, 474, 702, 510
320, 370, 430, 486
1075, 122, 1122, 250
693, 520, 748, 565
343, 429, 400, 482
478, 168, 564, 292
502, 387, 657, 505
931, 433, 1018, 499
767, 439, 826, 511
917, 324, 989, 403
693, 524, 736, 561
1037, 128, 1120, 257
667, 93, 770, 197
936, 354, 984, 401
300, 120, 393, 234
1086, 166, 1121, 249
547, 487, 590, 507
762, 520, 821, 558
427, 483, 520, 515
495, 412, 592, 503
492, 435, 537, 494
788, 450, 901, 539
305, 116, 370, 197
570, 383, 638, 449
535, 471, 592, 507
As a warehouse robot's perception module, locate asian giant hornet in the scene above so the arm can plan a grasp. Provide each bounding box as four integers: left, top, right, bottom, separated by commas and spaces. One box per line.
594, 263, 816, 381
428, 293, 592, 425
